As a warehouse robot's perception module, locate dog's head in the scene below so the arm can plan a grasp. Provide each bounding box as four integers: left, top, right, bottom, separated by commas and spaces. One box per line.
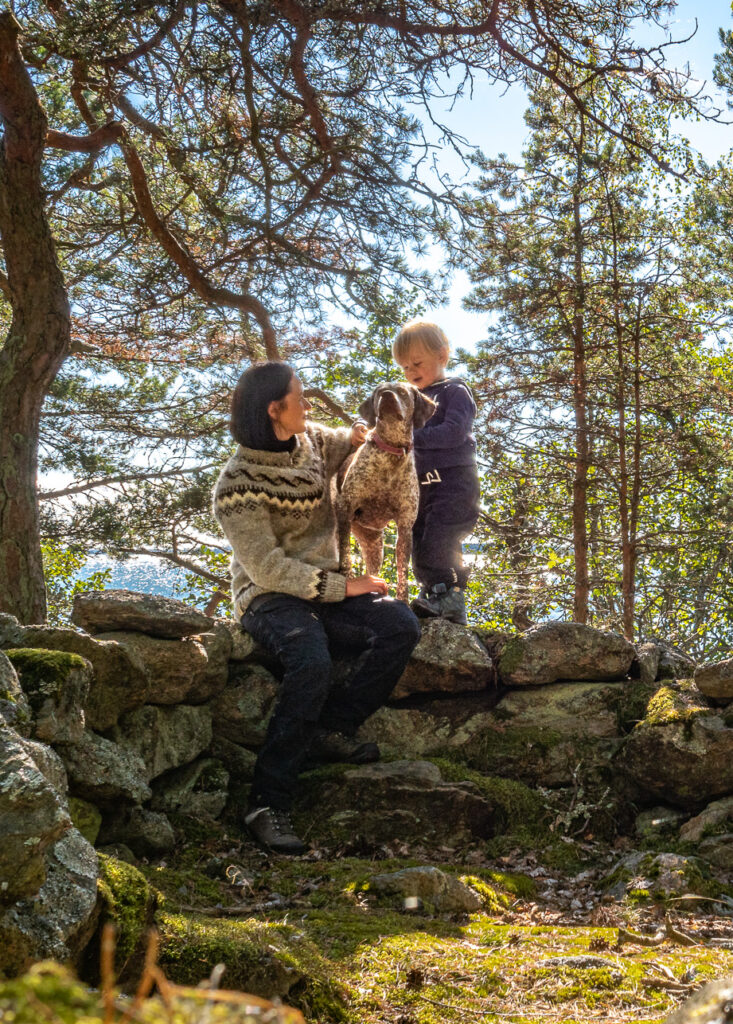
357, 382, 436, 431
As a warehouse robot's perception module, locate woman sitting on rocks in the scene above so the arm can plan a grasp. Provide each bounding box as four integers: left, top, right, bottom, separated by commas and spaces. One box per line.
213, 362, 420, 854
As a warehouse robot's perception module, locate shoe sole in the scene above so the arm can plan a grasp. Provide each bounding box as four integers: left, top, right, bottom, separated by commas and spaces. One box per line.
246, 826, 307, 856
410, 600, 440, 619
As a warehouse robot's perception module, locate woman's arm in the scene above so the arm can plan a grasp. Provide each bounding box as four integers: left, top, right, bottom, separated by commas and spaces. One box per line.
216, 498, 347, 603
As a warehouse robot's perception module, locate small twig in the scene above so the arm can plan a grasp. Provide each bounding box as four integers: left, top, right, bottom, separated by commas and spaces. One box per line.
122, 929, 159, 1022
665, 920, 700, 947
616, 926, 665, 947
101, 923, 117, 1024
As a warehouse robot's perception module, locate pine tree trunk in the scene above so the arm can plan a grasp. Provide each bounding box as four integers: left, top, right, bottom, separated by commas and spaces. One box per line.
571, 138, 589, 625
0, 13, 71, 622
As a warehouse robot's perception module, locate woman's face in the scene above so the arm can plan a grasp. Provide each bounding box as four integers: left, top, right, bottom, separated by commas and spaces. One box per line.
269, 374, 312, 439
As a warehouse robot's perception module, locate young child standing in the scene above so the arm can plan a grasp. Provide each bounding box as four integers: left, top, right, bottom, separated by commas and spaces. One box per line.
393, 320, 480, 626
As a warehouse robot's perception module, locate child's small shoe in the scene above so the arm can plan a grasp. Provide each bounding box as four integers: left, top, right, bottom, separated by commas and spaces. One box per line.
411, 583, 467, 625
410, 584, 444, 618
440, 586, 467, 626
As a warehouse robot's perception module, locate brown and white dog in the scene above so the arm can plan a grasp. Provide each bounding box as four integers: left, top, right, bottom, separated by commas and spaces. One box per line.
337, 382, 435, 601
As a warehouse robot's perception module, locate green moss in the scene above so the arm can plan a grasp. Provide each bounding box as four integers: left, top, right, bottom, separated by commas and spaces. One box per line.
143, 864, 225, 908
68, 797, 102, 846
0, 963, 99, 1023
496, 635, 526, 677
5, 649, 86, 695
96, 854, 158, 970
158, 912, 347, 1020
606, 680, 660, 732
641, 680, 713, 731
430, 758, 546, 831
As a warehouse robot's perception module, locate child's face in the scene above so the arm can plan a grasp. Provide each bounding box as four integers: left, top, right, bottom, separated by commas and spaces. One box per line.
398, 344, 448, 389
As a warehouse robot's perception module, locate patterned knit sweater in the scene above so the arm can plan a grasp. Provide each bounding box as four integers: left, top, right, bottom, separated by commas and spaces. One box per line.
213, 423, 353, 619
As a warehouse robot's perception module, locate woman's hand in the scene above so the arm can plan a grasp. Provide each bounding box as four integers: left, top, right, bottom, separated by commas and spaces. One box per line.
351, 422, 368, 446
345, 574, 388, 597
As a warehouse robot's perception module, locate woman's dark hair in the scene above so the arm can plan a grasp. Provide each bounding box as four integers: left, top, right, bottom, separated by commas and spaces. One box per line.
230, 362, 295, 449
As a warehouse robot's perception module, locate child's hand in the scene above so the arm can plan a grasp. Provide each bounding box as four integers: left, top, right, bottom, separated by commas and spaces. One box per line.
351, 422, 368, 446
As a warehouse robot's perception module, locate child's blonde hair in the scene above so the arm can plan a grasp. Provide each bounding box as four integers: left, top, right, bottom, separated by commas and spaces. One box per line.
392, 319, 450, 363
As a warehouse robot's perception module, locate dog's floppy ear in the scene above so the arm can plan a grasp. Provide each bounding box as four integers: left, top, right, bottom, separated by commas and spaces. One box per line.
414, 391, 437, 429
357, 390, 377, 427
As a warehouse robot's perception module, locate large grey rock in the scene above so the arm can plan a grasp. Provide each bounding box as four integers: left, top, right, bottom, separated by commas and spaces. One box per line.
208, 735, 257, 780
362, 682, 627, 787
0, 612, 23, 647
462, 681, 627, 786
0, 725, 71, 902
0, 828, 99, 976
369, 866, 482, 914
11, 625, 149, 732
694, 658, 733, 705
214, 617, 258, 661
632, 642, 661, 686
360, 700, 496, 762
298, 760, 496, 847
209, 664, 279, 747
98, 806, 176, 858
73, 589, 214, 639
680, 795, 733, 843
0, 650, 31, 734
151, 758, 229, 820
656, 641, 696, 681
6, 648, 90, 744
57, 730, 151, 806
498, 622, 635, 687
698, 834, 733, 871
22, 738, 69, 796
664, 978, 733, 1023
96, 630, 228, 705
393, 619, 494, 698
620, 681, 733, 809
111, 703, 213, 780
605, 851, 713, 901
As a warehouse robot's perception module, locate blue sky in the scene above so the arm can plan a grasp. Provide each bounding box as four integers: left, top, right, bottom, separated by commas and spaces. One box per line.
418, 0, 733, 354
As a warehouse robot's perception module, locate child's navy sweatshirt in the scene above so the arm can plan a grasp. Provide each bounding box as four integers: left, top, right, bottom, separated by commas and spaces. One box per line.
412, 376, 477, 476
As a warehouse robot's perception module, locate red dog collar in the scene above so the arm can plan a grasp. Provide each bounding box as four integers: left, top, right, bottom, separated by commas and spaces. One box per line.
370, 432, 413, 456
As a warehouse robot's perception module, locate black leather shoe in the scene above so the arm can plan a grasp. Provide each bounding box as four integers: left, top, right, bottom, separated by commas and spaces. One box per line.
244, 806, 307, 854
410, 583, 445, 619
309, 729, 380, 765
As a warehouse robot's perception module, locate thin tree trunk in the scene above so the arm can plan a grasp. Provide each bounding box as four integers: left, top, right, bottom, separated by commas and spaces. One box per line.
607, 193, 634, 639
571, 130, 589, 624
0, 13, 71, 622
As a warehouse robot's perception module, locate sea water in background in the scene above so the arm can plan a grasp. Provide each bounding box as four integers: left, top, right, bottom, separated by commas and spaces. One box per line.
78, 554, 185, 599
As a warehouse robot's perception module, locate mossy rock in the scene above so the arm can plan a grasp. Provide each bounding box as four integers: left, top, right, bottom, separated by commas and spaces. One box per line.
68, 797, 102, 846
86, 854, 158, 983
5, 648, 88, 694
620, 681, 733, 809
0, 960, 301, 1023
157, 912, 347, 1020
5, 649, 90, 744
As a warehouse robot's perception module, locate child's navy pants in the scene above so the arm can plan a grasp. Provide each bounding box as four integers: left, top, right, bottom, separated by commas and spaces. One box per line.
412, 463, 480, 590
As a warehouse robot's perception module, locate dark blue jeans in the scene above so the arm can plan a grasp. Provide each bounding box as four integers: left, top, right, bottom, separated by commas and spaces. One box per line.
241, 592, 420, 810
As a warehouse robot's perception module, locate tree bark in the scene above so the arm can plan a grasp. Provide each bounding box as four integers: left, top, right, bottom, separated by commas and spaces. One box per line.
570, 131, 589, 624
0, 12, 71, 622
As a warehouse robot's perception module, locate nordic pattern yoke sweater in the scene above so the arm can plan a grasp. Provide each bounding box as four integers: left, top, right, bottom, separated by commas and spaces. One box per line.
213, 423, 352, 619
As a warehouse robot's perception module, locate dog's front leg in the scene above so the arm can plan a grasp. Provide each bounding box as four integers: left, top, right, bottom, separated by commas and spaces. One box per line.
336, 498, 353, 576
394, 519, 413, 603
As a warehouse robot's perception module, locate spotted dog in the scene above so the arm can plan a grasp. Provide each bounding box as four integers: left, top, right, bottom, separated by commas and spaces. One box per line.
337, 382, 436, 601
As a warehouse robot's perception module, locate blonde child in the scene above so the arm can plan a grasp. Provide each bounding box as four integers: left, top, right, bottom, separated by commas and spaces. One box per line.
393, 320, 480, 625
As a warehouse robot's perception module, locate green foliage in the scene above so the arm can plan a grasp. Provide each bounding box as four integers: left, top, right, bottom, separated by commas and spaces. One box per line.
41, 541, 111, 626
461, 77, 733, 654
